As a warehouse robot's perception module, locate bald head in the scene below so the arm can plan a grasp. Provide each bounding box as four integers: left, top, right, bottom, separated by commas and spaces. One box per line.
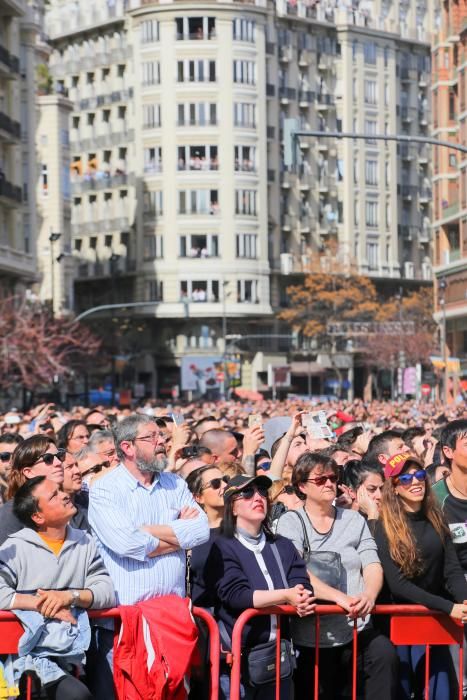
199, 429, 238, 464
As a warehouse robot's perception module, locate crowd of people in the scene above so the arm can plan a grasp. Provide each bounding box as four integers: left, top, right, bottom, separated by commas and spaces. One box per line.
0, 397, 466, 699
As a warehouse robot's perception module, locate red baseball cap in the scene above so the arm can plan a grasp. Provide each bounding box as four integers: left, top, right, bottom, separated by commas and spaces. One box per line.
383, 452, 424, 480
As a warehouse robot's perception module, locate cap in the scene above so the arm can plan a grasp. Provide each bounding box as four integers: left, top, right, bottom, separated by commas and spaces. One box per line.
383, 452, 424, 480
223, 474, 272, 502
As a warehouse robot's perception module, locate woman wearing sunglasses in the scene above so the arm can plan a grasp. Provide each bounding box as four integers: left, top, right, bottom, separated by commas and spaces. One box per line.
276, 452, 397, 699
206, 474, 315, 700
375, 453, 467, 699
0, 436, 66, 545
186, 465, 229, 607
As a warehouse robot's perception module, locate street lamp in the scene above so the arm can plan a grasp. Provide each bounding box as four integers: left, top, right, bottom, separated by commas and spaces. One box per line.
48, 232, 61, 315
438, 277, 448, 405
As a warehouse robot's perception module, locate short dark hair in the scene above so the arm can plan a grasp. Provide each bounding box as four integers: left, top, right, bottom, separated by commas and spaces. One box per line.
292, 452, 339, 500
186, 465, 219, 496
0, 433, 24, 446
13, 476, 46, 530
337, 426, 363, 449
342, 460, 384, 491
402, 427, 426, 449
440, 420, 467, 464
364, 430, 403, 465
56, 420, 88, 450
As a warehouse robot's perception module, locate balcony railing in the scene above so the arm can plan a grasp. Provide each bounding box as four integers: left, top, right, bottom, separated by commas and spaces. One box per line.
0, 45, 20, 76
298, 90, 315, 105
279, 87, 296, 101
0, 178, 22, 204
0, 111, 20, 140
71, 173, 134, 194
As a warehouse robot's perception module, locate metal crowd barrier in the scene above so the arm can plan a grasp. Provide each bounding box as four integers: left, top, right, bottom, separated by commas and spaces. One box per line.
0, 606, 220, 700
228, 604, 465, 700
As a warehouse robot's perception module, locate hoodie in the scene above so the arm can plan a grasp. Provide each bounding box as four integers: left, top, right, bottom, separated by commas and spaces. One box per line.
0, 526, 115, 610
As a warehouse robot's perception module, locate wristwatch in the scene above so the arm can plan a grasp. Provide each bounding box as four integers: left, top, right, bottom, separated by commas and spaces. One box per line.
70, 590, 80, 607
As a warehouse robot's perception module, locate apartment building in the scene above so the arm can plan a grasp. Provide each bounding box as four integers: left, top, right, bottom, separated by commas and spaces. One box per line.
0, 0, 39, 296
45, 0, 436, 396
432, 0, 467, 377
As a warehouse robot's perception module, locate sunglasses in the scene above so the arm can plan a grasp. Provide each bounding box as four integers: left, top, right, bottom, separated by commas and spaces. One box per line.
235, 485, 269, 500
201, 476, 230, 491
0, 452, 12, 463
257, 461, 271, 471
306, 474, 339, 487
395, 469, 427, 487
281, 485, 296, 496
81, 461, 110, 478
34, 448, 67, 466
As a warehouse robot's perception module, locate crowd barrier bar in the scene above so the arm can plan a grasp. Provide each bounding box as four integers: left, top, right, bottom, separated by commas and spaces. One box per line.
0, 606, 219, 700
229, 604, 465, 700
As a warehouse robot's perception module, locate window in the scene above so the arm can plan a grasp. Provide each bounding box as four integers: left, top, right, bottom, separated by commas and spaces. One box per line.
144, 147, 163, 173
237, 279, 258, 303
233, 18, 255, 42
352, 40, 358, 61
365, 160, 378, 185
364, 42, 377, 65
175, 17, 216, 40
143, 190, 163, 216
449, 154, 457, 168
177, 146, 218, 170
233, 60, 256, 85
143, 234, 163, 260
236, 233, 258, 258
384, 47, 389, 67
141, 19, 159, 43
234, 146, 256, 171
385, 202, 391, 228
178, 189, 219, 215
146, 281, 163, 301
384, 83, 389, 106
180, 234, 218, 257
180, 280, 219, 302
354, 201, 359, 226
142, 61, 160, 86
234, 103, 256, 128
353, 158, 358, 185
367, 241, 379, 269
365, 201, 378, 226
235, 190, 257, 216
364, 119, 377, 144
177, 60, 216, 82
177, 102, 217, 126
143, 104, 161, 129
385, 161, 390, 186
364, 80, 377, 105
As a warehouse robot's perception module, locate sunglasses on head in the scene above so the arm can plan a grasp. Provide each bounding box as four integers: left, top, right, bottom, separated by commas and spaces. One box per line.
0, 452, 12, 463
394, 469, 427, 487
35, 448, 67, 466
235, 485, 269, 500
81, 461, 110, 478
201, 476, 230, 491
307, 474, 339, 487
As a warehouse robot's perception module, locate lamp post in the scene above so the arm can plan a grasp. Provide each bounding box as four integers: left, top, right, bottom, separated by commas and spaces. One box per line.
438, 277, 448, 405
49, 232, 61, 315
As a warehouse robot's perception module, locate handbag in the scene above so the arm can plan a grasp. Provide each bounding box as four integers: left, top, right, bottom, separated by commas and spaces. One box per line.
218, 542, 297, 687
293, 510, 344, 589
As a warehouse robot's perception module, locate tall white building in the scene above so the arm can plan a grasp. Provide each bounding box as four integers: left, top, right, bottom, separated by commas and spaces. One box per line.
45, 0, 436, 396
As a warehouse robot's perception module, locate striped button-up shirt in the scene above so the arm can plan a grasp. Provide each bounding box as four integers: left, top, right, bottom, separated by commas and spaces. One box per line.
88, 464, 209, 605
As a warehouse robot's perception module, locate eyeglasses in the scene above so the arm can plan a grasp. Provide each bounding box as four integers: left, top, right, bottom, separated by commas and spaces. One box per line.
81, 461, 110, 478
134, 432, 163, 443
201, 476, 230, 491
235, 485, 269, 500
306, 474, 339, 487
395, 470, 427, 487
0, 452, 12, 463
280, 485, 296, 496
34, 448, 67, 466
257, 461, 271, 471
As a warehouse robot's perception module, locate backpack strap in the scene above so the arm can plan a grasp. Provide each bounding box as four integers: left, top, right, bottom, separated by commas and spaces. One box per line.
271, 542, 289, 588
293, 510, 311, 559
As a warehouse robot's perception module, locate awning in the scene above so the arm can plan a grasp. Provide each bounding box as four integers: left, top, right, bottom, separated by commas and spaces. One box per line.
290, 361, 325, 375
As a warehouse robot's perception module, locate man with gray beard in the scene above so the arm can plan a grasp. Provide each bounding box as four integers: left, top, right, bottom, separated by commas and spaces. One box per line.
87, 414, 209, 698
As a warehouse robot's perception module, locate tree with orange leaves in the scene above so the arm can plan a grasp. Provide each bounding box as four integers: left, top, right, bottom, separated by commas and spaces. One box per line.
0, 296, 103, 394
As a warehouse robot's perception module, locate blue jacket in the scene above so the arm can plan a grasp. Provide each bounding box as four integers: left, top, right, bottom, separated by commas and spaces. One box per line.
206, 532, 312, 648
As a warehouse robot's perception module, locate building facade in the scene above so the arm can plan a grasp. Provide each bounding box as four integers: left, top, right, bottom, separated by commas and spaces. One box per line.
432, 0, 467, 377
0, 0, 40, 297
45, 0, 436, 396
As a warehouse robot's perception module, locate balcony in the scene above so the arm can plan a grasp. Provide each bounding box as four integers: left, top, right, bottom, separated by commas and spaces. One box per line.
0, 45, 20, 79
0, 111, 20, 142
298, 90, 314, 106
266, 84, 275, 97
438, 201, 459, 222
266, 42, 275, 55
316, 94, 335, 111
400, 106, 414, 123
279, 87, 296, 103
318, 176, 337, 194
281, 213, 293, 230
71, 172, 134, 194
267, 169, 275, 183
419, 188, 432, 203
400, 144, 414, 161
0, 178, 22, 206
281, 171, 292, 189
298, 49, 311, 67
279, 46, 293, 63
299, 174, 312, 190
267, 126, 275, 139
398, 225, 418, 240
398, 184, 417, 200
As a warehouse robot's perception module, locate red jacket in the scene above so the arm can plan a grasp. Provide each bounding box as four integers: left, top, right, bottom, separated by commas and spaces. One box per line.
114, 596, 199, 700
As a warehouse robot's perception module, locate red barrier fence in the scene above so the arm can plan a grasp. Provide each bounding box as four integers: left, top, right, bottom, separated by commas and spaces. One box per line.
229, 605, 465, 700
0, 606, 220, 700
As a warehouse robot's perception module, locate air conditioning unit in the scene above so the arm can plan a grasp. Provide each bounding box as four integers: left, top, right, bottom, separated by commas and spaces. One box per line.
280, 252, 293, 275
404, 261, 415, 279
